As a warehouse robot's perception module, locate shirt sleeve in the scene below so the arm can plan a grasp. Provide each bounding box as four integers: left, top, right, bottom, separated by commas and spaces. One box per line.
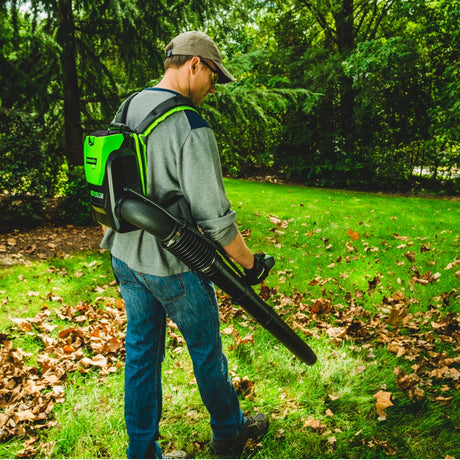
177, 124, 238, 247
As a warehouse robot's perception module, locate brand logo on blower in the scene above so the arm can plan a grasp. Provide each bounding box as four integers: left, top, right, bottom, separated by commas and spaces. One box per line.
90, 190, 104, 199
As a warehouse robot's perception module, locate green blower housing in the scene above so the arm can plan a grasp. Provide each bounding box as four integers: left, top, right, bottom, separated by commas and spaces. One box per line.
84, 126, 143, 232
84, 93, 197, 232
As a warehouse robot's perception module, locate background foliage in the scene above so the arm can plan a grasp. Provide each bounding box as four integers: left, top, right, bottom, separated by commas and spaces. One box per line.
0, 0, 458, 228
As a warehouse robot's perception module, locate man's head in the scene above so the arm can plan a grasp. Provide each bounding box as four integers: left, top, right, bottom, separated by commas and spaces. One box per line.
159, 31, 234, 107
164, 31, 235, 85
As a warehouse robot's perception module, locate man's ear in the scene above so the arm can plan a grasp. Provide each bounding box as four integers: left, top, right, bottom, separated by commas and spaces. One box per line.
189, 56, 200, 74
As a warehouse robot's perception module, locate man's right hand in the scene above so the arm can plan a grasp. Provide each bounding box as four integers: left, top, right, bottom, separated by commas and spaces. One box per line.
244, 252, 275, 285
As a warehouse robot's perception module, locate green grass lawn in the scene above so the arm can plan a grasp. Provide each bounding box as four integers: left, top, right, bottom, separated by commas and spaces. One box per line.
1, 179, 459, 458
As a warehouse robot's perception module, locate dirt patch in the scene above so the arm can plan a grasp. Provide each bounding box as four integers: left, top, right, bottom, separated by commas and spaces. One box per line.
0, 224, 104, 266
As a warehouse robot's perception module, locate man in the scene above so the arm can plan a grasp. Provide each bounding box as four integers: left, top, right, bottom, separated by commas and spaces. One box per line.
101, 31, 272, 458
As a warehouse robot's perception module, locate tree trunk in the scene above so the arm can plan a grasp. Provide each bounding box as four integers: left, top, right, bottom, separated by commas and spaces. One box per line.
335, 0, 355, 150
57, 0, 83, 166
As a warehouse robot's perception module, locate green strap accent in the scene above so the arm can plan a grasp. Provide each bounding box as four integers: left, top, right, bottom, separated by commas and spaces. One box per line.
132, 134, 147, 195
137, 106, 197, 194
141, 106, 196, 138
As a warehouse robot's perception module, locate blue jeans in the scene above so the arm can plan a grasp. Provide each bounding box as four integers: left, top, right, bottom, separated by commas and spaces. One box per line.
112, 257, 244, 459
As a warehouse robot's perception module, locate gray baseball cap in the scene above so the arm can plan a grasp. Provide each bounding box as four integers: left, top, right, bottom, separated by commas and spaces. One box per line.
165, 31, 236, 84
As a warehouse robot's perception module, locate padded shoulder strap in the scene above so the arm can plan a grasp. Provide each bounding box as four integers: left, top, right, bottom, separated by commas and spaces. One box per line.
114, 92, 140, 124
134, 95, 196, 134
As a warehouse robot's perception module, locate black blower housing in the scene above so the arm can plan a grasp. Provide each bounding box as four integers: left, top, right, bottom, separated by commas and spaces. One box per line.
116, 190, 317, 366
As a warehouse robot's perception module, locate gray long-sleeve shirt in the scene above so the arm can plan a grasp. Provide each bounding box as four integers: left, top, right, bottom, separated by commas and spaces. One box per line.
101, 88, 238, 275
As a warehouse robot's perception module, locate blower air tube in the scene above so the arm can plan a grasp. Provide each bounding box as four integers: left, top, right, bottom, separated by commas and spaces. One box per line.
116, 195, 317, 365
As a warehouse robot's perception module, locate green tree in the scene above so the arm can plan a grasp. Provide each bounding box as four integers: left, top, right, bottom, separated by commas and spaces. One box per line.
202, 86, 318, 177
219, 0, 404, 187
0, 6, 60, 120
342, 0, 459, 186
3, 0, 227, 166
224, 0, 458, 190
291, 0, 396, 148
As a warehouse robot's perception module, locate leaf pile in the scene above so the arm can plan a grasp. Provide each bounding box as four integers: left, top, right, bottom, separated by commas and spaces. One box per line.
298, 288, 458, 397
0, 298, 126, 452
218, 282, 460, 406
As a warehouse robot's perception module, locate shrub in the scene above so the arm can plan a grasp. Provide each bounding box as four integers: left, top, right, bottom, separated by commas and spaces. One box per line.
57, 166, 93, 226
0, 108, 61, 197
0, 195, 45, 231
202, 87, 318, 178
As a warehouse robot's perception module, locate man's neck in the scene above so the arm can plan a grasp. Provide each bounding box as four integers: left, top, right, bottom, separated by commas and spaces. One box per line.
155, 70, 187, 96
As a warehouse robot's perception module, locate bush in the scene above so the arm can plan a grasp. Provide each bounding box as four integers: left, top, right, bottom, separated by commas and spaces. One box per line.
202, 87, 318, 178
0, 166, 94, 231
57, 166, 93, 226
0, 195, 45, 231
0, 108, 61, 197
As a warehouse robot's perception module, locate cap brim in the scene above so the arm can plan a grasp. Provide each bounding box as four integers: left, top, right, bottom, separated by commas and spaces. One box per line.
214, 61, 236, 84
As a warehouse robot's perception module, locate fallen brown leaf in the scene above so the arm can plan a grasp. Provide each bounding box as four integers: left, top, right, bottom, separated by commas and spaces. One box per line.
374, 390, 393, 419
347, 229, 360, 241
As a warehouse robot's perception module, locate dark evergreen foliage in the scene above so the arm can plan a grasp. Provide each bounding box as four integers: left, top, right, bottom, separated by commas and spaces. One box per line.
0, 0, 458, 218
